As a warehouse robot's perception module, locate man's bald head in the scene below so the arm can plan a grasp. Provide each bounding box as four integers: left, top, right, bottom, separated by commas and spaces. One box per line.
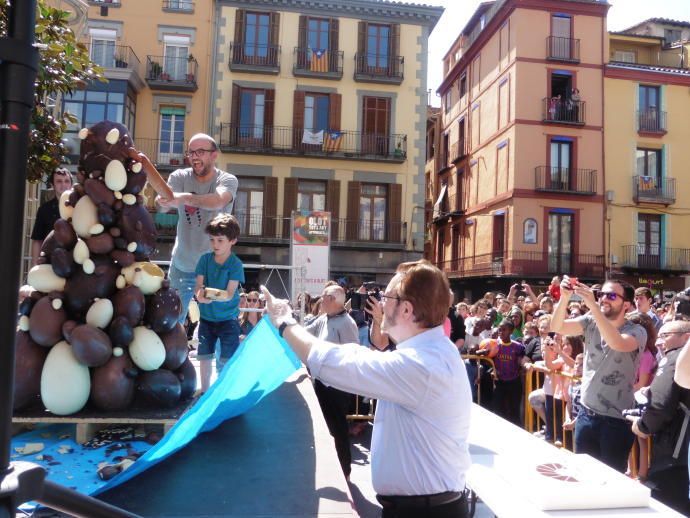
658, 321, 690, 352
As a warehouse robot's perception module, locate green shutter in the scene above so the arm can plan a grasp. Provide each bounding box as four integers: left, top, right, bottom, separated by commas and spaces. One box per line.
160, 107, 186, 116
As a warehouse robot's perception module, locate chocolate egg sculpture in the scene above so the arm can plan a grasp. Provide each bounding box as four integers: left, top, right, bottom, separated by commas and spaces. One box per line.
14, 120, 194, 416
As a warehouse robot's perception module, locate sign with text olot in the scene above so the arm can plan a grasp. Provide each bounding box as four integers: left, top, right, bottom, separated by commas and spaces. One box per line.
290, 210, 331, 302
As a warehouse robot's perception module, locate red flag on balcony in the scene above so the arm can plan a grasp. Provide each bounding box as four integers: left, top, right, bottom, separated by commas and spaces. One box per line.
323, 130, 342, 152
639, 176, 655, 191
310, 49, 329, 72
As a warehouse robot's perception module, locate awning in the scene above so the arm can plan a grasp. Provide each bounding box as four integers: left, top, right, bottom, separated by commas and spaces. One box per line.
432, 183, 448, 220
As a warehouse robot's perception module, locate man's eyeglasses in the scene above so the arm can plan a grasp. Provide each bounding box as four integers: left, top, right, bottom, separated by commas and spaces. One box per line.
186, 148, 215, 158
659, 331, 686, 339
247, 298, 258, 303
598, 291, 622, 301
380, 293, 403, 302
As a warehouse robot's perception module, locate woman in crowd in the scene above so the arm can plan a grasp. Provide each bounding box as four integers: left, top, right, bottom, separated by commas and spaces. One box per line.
239, 290, 262, 341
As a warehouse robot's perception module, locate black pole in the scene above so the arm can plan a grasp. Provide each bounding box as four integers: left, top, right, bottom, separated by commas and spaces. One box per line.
0, 0, 39, 474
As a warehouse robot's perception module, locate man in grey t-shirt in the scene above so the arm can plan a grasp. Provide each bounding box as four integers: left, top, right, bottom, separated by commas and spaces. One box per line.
551, 277, 646, 472
158, 133, 238, 324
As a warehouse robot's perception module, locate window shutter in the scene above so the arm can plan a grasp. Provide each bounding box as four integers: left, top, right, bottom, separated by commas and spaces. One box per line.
328, 93, 341, 132
269, 12, 280, 47
230, 83, 240, 145
357, 21, 367, 66
388, 183, 402, 243
292, 90, 306, 150
233, 10, 246, 62
326, 179, 340, 239
346, 181, 361, 240
298, 15, 307, 49
283, 177, 298, 238
329, 18, 339, 72
263, 176, 278, 237
390, 23, 400, 62
264, 88, 275, 147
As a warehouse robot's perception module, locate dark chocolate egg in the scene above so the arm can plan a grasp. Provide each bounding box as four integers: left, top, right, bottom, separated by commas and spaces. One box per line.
110, 249, 135, 267
62, 320, 78, 342
28, 295, 67, 347
51, 247, 76, 278
97, 203, 116, 227
39, 230, 59, 261
108, 315, 134, 347
136, 369, 181, 408
113, 285, 145, 327
64, 256, 119, 318
160, 323, 188, 371
90, 354, 137, 411
80, 153, 111, 174
84, 178, 115, 207
70, 324, 112, 367
176, 357, 197, 400
145, 283, 181, 334
18, 296, 36, 317
53, 219, 77, 250
123, 167, 147, 195
13, 331, 48, 410
86, 233, 114, 255
117, 203, 157, 257
80, 121, 133, 162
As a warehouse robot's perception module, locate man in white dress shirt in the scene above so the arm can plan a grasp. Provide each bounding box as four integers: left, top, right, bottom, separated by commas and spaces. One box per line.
262, 259, 472, 517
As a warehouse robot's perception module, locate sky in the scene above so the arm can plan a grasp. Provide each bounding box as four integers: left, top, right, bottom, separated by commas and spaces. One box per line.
425, 0, 690, 103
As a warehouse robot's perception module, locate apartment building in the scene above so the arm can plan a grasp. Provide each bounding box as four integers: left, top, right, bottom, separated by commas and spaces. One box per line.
210, 0, 442, 289
429, 0, 608, 300
605, 18, 690, 297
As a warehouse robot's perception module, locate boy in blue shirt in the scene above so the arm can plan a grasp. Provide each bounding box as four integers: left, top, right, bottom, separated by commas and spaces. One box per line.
194, 213, 245, 392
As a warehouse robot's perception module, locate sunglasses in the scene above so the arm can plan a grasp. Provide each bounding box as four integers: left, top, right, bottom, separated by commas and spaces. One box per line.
598, 291, 622, 301
247, 298, 258, 303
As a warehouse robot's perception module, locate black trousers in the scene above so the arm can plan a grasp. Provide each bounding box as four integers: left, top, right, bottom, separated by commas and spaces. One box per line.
378, 494, 468, 518
314, 379, 352, 477
492, 377, 522, 427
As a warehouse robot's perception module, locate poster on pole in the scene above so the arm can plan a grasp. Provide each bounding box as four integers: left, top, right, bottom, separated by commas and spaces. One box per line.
290, 210, 331, 303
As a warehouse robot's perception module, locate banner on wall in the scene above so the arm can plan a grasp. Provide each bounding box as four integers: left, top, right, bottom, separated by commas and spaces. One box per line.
290, 210, 331, 302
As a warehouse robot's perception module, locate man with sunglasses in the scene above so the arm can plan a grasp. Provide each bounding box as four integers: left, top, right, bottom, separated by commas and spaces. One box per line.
157, 133, 238, 324
261, 260, 471, 517
551, 277, 647, 472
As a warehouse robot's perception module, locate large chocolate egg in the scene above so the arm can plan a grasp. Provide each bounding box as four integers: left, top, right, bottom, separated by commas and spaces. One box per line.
129, 326, 165, 371
90, 354, 137, 411
27, 264, 66, 293
59, 190, 74, 220
86, 298, 114, 329
80, 121, 133, 161
13, 331, 48, 410
121, 262, 164, 295
123, 166, 147, 195
72, 195, 99, 239
84, 178, 115, 207
41, 340, 90, 415
145, 281, 181, 334
110, 249, 135, 267
117, 204, 157, 258
38, 231, 59, 261
108, 315, 134, 347
136, 369, 181, 408
176, 357, 197, 400
53, 219, 78, 250
160, 323, 188, 371
70, 324, 112, 367
86, 233, 114, 255
97, 203, 116, 227
64, 256, 119, 317
113, 285, 145, 327
51, 247, 77, 278
28, 295, 67, 347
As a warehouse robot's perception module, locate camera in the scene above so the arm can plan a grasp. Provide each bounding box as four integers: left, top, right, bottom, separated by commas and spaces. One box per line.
622, 407, 644, 418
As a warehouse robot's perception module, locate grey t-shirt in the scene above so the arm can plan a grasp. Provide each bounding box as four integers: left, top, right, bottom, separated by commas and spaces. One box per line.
168, 167, 238, 272
575, 314, 647, 419
305, 311, 359, 345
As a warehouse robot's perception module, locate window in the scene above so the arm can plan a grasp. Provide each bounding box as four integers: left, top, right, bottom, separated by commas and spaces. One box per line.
444, 91, 451, 113
307, 18, 329, 50
636, 148, 661, 180
550, 139, 572, 190
638, 85, 663, 132
613, 50, 636, 63
90, 28, 117, 68
297, 180, 326, 211
245, 12, 270, 58
639, 85, 660, 111
239, 89, 265, 140
664, 29, 682, 45
459, 73, 467, 98
550, 14, 572, 60
359, 184, 387, 240
548, 211, 573, 273
159, 109, 185, 165
304, 94, 329, 133
164, 44, 189, 81
362, 96, 391, 155
366, 24, 390, 68
235, 177, 264, 236
637, 214, 661, 268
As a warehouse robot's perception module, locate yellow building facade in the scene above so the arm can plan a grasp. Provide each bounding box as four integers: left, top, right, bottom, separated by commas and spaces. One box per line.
604, 19, 690, 296
430, 0, 608, 299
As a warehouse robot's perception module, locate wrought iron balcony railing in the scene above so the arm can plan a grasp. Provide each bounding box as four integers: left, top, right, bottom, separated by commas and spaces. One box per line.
229, 43, 280, 71
632, 176, 676, 205
434, 250, 604, 279
162, 0, 194, 12
534, 166, 596, 195
219, 124, 407, 162
354, 53, 404, 83
546, 36, 580, 62
145, 55, 198, 91
450, 139, 467, 163
293, 47, 343, 78
637, 109, 667, 133
134, 137, 186, 170
543, 97, 586, 124
621, 245, 690, 272
87, 43, 140, 73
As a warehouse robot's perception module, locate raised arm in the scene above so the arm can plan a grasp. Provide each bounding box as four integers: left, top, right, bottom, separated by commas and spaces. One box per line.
550, 277, 584, 336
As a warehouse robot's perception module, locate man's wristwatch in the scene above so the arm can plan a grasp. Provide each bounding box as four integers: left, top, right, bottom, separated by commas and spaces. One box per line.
278, 316, 298, 337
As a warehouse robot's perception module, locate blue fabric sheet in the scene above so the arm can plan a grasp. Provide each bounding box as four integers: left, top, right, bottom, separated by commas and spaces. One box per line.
12, 318, 300, 507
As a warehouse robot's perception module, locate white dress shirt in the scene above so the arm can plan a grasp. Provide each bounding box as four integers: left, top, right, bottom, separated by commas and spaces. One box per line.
307, 325, 472, 495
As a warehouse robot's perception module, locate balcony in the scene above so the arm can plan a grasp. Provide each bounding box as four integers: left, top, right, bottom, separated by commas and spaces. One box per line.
435, 251, 604, 279
637, 109, 667, 134
145, 55, 198, 92
546, 36, 580, 63
219, 124, 407, 163
88, 0, 120, 6
162, 0, 194, 13
293, 47, 343, 80
542, 97, 586, 125
534, 166, 597, 195
87, 43, 144, 91
228, 43, 280, 74
621, 245, 690, 273
354, 54, 404, 85
134, 137, 186, 172
450, 139, 467, 164
632, 176, 676, 205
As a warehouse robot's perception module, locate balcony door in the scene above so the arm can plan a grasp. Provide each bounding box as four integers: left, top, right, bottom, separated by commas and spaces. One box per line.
164, 44, 188, 81
548, 212, 573, 274
238, 89, 265, 145
366, 24, 390, 72
636, 148, 661, 195
362, 96, 390, 156
244, 12, 270, 63
551, 15, 572, 60
637, 214, 661, 269
492, 214, 505, 261
549, 139, 572, 190
639, 85, 660, 130
359, 183, 387, 241
158, 110, 185, 166
235, 177, 264, 237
